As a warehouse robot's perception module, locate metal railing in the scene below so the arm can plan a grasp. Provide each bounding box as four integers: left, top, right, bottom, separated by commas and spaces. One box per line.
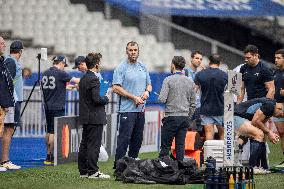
15, 86, 117, 137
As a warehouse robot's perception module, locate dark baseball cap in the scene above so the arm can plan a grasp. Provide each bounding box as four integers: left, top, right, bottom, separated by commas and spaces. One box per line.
73, 56, 85, 69
53, 55, 68, 67
10, 40, 24, 51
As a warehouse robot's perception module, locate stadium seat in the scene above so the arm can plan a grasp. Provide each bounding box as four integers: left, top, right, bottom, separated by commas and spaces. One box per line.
0, 0, 209, 71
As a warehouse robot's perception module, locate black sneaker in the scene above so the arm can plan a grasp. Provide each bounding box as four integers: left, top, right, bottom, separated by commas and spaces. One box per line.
113, 161, 116, 169
44, 154, 54, 165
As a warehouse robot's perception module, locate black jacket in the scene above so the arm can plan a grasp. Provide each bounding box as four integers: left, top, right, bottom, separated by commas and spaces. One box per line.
79, 70, 109, 125
0, 56, 16, 108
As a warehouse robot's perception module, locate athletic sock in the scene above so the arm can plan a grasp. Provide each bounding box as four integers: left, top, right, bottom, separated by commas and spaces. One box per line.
46, 154, 52, 161
259, 142, 268, 169
249, 139, 262, 167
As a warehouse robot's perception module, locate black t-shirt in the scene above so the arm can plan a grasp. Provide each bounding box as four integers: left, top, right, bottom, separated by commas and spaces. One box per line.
234, 97, 276, 120
274, 69, 284, 103
240, 62, 273, 100
42, 67, 72, 110
194, 67, 228, 116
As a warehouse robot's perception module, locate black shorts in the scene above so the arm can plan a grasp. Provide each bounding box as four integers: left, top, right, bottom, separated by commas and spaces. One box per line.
45, 109, 65, 134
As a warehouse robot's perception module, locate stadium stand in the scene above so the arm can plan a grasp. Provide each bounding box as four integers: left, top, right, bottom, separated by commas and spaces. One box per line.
0, 0, 199, 72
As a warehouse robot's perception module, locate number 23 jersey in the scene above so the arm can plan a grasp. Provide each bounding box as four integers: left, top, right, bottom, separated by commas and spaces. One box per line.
42, 66, 72, 110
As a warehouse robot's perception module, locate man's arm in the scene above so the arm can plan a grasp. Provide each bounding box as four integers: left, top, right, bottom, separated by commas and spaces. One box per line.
264, 80, 275, 99
70, 77, 80, 84
112, 84, 144, 105
158, 79, 169, 103
141, 84, 152, 101
194, 84, 200, 93
188, 83, 196, 118
237, 81, 245, 104
4, 58, 16, 79
251, 109, 279, 143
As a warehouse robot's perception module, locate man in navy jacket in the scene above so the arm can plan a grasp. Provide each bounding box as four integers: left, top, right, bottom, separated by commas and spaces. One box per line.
78, 52, 111, 179
0, 36, 17, 171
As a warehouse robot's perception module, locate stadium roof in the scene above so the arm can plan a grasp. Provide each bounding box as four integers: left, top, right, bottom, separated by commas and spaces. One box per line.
106, 0, 284, 17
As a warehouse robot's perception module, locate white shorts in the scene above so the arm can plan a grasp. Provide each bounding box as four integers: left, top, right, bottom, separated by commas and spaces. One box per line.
4, 107, 15, 124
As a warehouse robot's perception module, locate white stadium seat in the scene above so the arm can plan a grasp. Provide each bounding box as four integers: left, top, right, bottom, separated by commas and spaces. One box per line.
0, 0, 207, 71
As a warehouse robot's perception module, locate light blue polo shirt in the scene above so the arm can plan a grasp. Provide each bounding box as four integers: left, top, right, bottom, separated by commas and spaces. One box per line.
184, 67, 201, 108
112, 59, 151, 112
6, 55, 23, 102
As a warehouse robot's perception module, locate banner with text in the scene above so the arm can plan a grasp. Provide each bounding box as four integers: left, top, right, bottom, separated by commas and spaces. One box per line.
106, 0, 284, 16
54, 111, 161, 165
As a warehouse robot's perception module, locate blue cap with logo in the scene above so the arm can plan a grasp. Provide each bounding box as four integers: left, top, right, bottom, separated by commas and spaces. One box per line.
73, 56, 85, 69
53, 55, 67, 67
10, 40, 24, 51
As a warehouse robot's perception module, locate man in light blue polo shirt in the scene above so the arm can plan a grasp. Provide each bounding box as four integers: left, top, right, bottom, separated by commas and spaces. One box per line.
184, 50, 204, 132
112, 41, 152, 169
7, 41, 24, 128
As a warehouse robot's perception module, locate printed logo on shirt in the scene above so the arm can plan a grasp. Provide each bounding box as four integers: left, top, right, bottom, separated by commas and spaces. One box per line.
122, 117, 127, 119
254, 73, 259, 76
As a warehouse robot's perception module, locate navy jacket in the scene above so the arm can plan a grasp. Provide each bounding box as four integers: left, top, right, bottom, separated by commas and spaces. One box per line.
79, 70, 109, 125
0, 56, 16, 108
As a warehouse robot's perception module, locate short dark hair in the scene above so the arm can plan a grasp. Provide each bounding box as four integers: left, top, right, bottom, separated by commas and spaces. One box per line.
244, 44, 259, 55
191, 50, 202, 58
85, 52, 102, 69
172, 56, 186, 70
275, 49, 284, 58
209, 54, 221, 65
126, 41, 139, 50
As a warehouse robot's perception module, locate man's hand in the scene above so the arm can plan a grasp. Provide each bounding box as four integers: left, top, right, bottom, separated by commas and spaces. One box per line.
280, 88, 284, 96
133, 96, 144, 106
66, 84, 77, 90
267, 131, 280, 144
141, 91, 150, 101
106, 88, 113, 101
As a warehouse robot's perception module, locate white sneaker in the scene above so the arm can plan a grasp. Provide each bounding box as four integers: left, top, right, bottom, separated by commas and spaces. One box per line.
0, 166, 7, 172
80, 174, 88, 178
253, 167, 271, 174
88, 171, 110, 179
275, 160, 284, 168
1, 161, 21, 170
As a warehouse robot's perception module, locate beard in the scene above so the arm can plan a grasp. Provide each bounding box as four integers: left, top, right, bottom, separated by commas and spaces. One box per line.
129, 56, 138, 63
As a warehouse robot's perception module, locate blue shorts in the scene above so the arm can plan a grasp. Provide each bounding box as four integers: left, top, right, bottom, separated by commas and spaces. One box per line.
272, 116, 284, 122
234, 116, 247, 129
201, 115, 223, 126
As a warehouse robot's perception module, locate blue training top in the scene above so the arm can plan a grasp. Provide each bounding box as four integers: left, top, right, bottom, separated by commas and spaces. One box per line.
234, 97, 275, 120
194, 67, 228, 116
240, 62, 273, 100
42, 66, 72, 110
274, 69, 284, 103
5, 55, 23, 102
112, 59, 151, 112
